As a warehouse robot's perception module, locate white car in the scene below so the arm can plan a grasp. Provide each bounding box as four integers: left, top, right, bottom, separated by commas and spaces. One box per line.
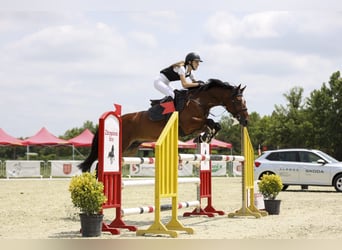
254, 148, 342, 192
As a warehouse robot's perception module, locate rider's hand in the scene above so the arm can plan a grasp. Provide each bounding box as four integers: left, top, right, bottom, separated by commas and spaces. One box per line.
197, 80, 205, 86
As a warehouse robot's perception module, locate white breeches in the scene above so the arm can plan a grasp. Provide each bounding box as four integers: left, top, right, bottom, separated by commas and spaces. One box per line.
154, 74, 175, 98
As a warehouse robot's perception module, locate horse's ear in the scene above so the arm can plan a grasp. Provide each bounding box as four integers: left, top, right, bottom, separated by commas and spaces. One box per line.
237, 84, 241, 90
241, 86, 246, 92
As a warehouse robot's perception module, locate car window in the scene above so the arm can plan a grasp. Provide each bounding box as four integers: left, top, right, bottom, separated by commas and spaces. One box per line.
299, 152, 310, 162
307, 152, 322, 163
266, 151, 298, 162
280, 152, 298, 162
266, 152, 280, 161
299, 152, 321, 163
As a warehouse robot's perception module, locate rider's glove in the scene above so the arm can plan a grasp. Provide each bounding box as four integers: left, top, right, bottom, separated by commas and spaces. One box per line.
197, 80, 205, 86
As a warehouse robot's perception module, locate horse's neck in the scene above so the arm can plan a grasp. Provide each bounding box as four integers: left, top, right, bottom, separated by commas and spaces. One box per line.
195, 87, 228, 109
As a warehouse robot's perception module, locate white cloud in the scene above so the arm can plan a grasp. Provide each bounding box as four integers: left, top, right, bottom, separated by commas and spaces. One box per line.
294, 11, 342, 34
205, 11, 342, 57
6, 23, 126, 63
242, 11, 292, 38
205, 11, 292, 41
128, 31, 158, 48
128, 10, 180, 32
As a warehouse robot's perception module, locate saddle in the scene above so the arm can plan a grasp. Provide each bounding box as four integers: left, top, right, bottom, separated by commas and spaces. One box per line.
148, 90, 188, 121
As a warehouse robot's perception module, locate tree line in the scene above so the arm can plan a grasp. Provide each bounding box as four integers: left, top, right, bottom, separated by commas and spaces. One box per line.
1, 71, 341, 161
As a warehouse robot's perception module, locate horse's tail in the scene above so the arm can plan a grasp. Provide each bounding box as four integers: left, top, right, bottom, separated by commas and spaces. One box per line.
78, 129, 99, 172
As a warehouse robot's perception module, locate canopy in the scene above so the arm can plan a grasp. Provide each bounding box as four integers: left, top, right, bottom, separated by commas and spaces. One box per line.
140, 140, 197, 149
68, 129, 94, 147
209, 138, 232, 149
0, 128, 23, 146
185, 138, 232, 149
22, 127, 69, 145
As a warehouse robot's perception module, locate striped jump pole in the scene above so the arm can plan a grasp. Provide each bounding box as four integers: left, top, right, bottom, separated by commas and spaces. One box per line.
122, 177, 200, 187
122, 157, 155, 165
178, 153, 244, 162
121, 200, 200, 216
122, 154, 243, 164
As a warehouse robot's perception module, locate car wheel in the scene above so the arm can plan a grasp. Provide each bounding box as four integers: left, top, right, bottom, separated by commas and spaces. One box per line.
333, 174, 342, 192
282, 185, 289, 191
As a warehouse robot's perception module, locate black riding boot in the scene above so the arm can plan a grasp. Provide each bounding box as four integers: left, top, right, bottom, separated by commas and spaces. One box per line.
150, 96, 173, 106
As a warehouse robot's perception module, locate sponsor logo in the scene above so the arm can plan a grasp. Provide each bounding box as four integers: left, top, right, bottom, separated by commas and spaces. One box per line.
211, 164, 222, 173
131, 164, 140, 174
108, 145, 115, 164
280, 168, 299, 172
236, 164, 242, 172
63, 164, 72, 175
305, 169, 324, 174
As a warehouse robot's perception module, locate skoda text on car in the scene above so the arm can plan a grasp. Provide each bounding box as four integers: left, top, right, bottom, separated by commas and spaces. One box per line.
254, 148, 342, 192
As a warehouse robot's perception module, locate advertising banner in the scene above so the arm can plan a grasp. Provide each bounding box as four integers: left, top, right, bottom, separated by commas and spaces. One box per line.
6, 160, 42, 178
50, 160, 82, 177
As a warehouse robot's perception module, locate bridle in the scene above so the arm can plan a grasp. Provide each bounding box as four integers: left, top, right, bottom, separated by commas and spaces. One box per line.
230, 91, 248, 126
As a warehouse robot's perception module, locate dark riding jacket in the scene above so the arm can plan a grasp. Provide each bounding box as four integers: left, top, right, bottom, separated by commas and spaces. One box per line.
160, 65, 191, 81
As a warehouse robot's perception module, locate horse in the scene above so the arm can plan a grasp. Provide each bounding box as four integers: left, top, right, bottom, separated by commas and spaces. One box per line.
78, 78, 249, 172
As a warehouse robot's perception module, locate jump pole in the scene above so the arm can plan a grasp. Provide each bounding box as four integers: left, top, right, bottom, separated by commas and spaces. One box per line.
122, 200, 200, 216
122, 177, 200, 187
122, 154, 243, 164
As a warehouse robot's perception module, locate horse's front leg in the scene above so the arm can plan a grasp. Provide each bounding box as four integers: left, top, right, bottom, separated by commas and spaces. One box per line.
195, 119, 221, 143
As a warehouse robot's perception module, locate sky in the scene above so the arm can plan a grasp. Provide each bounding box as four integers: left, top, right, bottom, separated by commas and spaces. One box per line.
1, 1, 341, 138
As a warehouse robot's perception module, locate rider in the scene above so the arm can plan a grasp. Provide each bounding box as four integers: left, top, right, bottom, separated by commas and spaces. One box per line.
154, 52, 204, 105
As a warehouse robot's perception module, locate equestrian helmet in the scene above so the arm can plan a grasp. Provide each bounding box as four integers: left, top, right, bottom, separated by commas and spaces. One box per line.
185, 52, 203, 65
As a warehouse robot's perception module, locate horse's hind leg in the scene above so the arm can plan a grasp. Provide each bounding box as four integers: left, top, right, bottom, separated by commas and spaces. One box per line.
124, 141, 142, 156
196, 119, 221, 143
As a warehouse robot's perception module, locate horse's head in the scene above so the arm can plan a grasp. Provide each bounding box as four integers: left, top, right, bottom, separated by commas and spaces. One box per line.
190, 79, 249, 126
226, 84, 249, 126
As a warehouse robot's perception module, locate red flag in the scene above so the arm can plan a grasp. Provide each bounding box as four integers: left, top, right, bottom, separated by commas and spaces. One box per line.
161, 101, 175, 114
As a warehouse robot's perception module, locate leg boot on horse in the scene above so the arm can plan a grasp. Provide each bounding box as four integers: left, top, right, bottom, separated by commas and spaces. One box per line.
194, 119, 221, 143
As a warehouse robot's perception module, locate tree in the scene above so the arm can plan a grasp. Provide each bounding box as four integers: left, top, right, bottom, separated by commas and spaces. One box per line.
62, 120, 97, 139
246, 112, 272, 152
306, 71, 342, 159
264, 86, 312, 149
216, 114, 242, 155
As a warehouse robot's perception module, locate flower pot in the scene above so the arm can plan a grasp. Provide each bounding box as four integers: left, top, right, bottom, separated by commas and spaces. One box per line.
264, 199, 281, 215
79, 213, 104, 237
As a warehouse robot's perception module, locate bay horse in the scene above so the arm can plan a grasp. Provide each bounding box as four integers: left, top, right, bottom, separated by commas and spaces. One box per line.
78, 78, 249, 172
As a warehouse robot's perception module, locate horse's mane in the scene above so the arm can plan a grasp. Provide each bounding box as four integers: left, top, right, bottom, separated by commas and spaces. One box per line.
188, 78, 235, 94
204, 78, 234, 90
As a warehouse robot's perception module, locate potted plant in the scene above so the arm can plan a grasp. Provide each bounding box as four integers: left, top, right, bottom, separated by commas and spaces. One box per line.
69, 172, 107, 237
258, 174, 283, 215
